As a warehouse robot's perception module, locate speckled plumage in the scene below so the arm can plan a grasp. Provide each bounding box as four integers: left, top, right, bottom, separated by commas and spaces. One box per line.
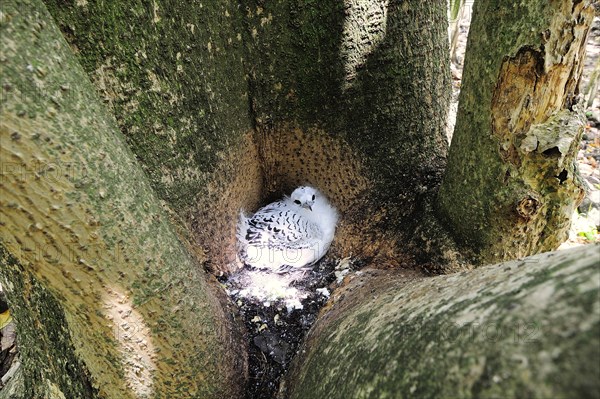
237, 186, 338, 272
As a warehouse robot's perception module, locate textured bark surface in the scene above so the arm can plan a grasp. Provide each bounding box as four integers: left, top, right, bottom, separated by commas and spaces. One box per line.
245, 0, 451, 267
43, 0, 254, 212
437, 0, 594, 265
44, 0, 451, 273
0, 1, 246, 397
282, 244, 600, 399
3, 1, 595, 398
0, 248, 97, 399
0, 366, 23, 399
41, 0, 263, 273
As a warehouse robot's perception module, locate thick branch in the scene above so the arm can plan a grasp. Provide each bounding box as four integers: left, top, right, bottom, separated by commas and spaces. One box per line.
0, 1, 245, 397
437, 0, 594, 264
282, 245, 600, 398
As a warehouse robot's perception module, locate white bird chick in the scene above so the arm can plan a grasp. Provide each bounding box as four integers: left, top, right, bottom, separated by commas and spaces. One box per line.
237, 186, 338, 272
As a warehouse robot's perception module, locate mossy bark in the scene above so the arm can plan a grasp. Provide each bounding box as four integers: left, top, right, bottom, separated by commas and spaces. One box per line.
3, 1, 595, 398
282, 244, 600, 399
0, 1, 246, 397
43, 0, 451, 272
40, 0, 264, 273
0, 247, 97, 399
42, 0, 254, 213
0, 366, 24, 399
437, 0, 594, 265
243, 0, 451, 266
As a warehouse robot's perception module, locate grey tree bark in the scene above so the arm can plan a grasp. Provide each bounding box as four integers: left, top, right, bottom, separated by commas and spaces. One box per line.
1, 0, 596, 398
42, 0, 451, 272
243, 0, 451, 268
279, 1, 599, 396
42, 0, 261, 273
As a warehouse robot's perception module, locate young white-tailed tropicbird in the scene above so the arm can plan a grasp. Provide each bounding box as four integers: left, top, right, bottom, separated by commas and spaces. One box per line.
237, 186, 338, 272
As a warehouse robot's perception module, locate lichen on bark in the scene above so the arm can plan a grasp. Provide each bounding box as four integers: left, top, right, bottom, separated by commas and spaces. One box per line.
0, 246, 98, 399
437, 0, 594, 265
3, 1, 596, 398
282, 244, 600, 399
243, 0, 451, 267
43, 0, 253, 213
0, 1, 246, 397
43, 0, 453, 273
41, 0, 266, 275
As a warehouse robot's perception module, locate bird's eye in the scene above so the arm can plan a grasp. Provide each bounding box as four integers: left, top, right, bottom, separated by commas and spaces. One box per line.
312, 194, 315, 200
294, 200, 301, 204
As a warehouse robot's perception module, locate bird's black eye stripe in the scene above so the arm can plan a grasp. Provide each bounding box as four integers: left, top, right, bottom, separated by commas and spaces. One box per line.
294, 200, 301, 204
312, 194, 315, 200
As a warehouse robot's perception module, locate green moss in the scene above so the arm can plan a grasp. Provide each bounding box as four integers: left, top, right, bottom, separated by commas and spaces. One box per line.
1, 1, 247, 396
0, 246, 99, 399
244, 0, 450, 241
437, 1, 592, 264
285, 245, 600, 399
43, 0, 252, 212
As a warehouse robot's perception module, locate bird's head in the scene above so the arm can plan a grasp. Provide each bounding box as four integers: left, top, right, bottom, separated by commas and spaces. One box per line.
291, 186, 317, 211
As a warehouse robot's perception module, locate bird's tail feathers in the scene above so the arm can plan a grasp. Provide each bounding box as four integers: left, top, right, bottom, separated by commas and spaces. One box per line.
237, 209, 249, 242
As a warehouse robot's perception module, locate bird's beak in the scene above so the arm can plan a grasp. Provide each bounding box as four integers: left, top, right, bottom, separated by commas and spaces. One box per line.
302, 204, 313, 211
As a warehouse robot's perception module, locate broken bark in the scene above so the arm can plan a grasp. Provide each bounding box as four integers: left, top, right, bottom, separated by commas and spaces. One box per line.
437, 0, 594, 265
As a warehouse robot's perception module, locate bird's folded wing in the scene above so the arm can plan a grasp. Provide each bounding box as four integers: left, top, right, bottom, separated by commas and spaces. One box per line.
244, 209, 315, 249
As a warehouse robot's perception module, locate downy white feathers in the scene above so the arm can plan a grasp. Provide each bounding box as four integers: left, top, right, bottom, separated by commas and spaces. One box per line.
237, 186, 338, 272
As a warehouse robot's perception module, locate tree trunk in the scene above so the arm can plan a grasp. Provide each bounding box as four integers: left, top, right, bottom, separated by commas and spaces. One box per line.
2, 0, 597, 398
281, 244, 600, 399
437, 0, 595, 265
244, 0, 451, 267
0, 1, 246, 397
43, 0, 451, 272
41, 0, 262, 274
448, 0, 466, 64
